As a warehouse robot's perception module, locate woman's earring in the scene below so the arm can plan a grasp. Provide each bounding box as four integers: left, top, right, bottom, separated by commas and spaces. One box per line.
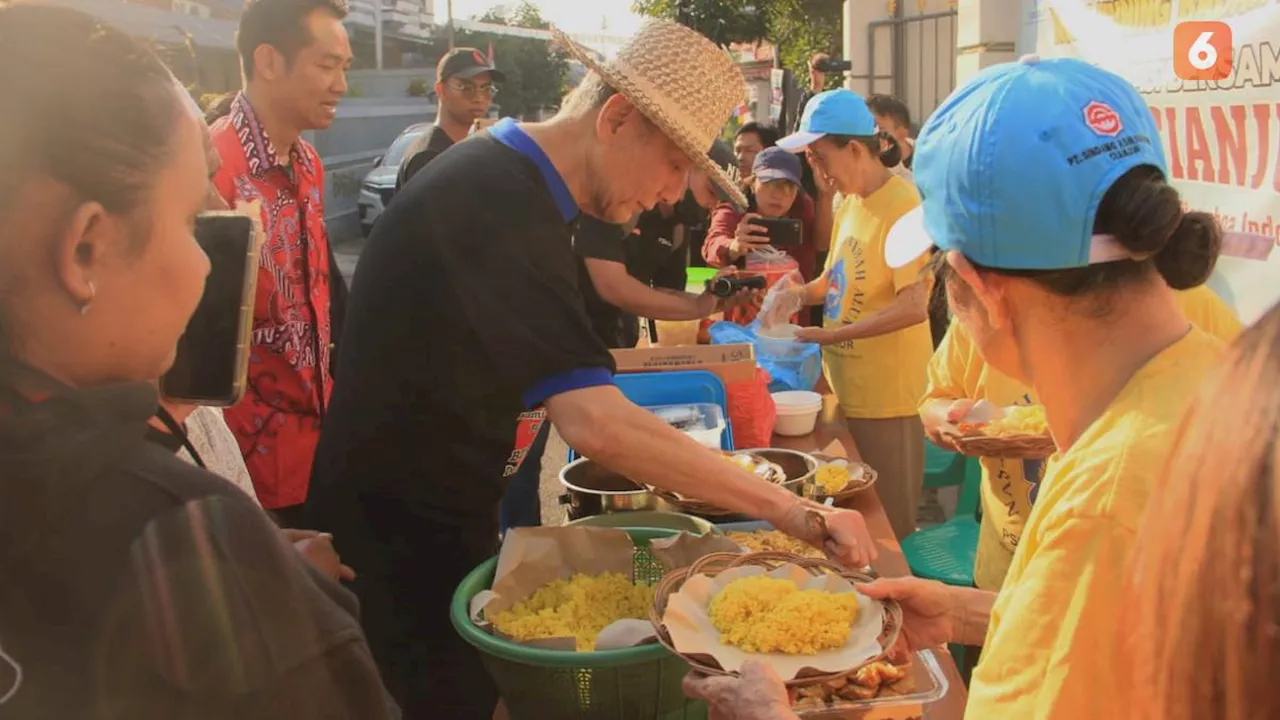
80, 281, 96, 316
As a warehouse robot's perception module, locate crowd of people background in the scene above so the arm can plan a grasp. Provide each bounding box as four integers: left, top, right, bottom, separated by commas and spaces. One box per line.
0, 0, 1276, 719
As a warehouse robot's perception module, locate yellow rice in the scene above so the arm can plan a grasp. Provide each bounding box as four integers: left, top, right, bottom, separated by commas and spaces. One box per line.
708, 576, 859, 654
726, 529, 824, 558
814, 464, 852, 495
490, 572, 654, 651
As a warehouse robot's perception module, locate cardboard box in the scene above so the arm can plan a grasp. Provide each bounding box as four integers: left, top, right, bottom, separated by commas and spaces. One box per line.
610, 344, 756, 385
611, 344, 754, 371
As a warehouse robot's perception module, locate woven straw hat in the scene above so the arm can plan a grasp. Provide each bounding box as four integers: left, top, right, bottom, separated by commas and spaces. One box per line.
551, 20, 749, 209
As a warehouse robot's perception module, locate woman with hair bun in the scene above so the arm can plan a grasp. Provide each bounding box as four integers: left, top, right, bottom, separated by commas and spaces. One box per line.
773, 89, 933, 541
687, 56, 1231, 719
862, 56, 1229, 718
0, 5, 393, 717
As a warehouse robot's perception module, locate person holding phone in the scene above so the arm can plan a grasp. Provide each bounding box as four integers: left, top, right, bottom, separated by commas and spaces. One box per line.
0, 7, 394, 717
702, 147, 831, 325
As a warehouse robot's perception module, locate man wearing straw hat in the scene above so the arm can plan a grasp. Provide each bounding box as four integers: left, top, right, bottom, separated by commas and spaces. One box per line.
305, 19, 878, 718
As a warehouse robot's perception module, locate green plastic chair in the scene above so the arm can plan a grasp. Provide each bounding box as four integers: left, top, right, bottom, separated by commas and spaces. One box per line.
924, 439, 968, 489
903, 448, 981, 587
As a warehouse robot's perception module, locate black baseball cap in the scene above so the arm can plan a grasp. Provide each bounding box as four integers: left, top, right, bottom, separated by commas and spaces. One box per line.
706, 139, 737, 201
437, 47, 506, 82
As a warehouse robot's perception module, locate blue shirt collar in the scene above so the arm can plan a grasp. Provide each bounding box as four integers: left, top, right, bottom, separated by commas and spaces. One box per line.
488, 118, 578, 223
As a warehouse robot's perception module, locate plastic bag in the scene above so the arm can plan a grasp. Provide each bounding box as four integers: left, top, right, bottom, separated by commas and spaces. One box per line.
708, 320, 823, 393
757, 268, 806, 330
725, 251, 801, 326
724, 367, 777, 449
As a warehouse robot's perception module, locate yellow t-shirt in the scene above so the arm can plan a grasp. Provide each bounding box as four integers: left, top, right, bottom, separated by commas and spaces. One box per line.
1175, 283, 1243, 341
966, 328, 1225, 719
920, 321, 1042, 591
821, 175, 932, 419
919, 287, 1239, 592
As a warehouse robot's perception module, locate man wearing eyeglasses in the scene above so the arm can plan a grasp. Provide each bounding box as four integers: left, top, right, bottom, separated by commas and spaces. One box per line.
395, 47, 503, 192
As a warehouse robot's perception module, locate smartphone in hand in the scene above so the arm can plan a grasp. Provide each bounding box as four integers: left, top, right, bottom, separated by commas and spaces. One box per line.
160, 212, 261, 406
754, 217, 803, 248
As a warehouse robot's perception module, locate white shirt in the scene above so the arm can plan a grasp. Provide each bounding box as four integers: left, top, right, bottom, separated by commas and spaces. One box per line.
180, 406, 262, 507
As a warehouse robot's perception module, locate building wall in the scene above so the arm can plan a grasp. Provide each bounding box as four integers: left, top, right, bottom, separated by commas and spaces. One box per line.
843, 0, 960, 127
307, 96, 436, 241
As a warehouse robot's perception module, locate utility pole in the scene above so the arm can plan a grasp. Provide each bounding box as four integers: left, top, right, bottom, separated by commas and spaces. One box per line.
446, 0, 455, 48
373, 0, 384, 69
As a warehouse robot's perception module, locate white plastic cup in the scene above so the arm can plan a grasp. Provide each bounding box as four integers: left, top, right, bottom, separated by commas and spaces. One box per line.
771, 390, 824, 437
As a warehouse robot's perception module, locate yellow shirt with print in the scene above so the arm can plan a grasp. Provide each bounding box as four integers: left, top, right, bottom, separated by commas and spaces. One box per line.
920, 321, 1043, 592
920, 287, 1239, 592
821, 175, 932, 419
1175, 283, 1243, 341
966, 328, 1225, 719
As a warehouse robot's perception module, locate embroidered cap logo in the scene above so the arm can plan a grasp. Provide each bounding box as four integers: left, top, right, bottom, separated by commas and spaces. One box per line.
1082, 101, 1122, 137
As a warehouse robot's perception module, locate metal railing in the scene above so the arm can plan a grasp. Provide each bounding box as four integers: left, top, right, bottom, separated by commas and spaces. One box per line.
854, 8, 959, 130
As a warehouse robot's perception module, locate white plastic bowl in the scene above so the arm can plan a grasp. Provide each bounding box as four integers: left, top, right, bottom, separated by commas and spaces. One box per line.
771, 390, 824, 437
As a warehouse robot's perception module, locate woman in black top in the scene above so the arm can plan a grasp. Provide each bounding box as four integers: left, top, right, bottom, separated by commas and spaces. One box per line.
0, 6, 394, 718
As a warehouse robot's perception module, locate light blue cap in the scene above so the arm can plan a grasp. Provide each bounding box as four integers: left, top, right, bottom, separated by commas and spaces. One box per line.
884, 55, 1169, 270
776, 89, 878, 152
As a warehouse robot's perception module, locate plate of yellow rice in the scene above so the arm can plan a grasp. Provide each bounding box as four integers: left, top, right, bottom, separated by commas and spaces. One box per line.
661, 562, 885, 681
488, 572, 655, 651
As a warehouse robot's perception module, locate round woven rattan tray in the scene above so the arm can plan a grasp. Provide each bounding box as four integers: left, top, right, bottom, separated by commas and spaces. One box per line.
952, 433, 1055, 459
805, 453, 878, 504
649, 551, 903, 687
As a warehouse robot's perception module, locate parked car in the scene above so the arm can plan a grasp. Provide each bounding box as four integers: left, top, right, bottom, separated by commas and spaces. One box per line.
357, 122, 429, 236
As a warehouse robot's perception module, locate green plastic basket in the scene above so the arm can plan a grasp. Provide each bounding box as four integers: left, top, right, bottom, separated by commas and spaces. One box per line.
451, 527, 707, 720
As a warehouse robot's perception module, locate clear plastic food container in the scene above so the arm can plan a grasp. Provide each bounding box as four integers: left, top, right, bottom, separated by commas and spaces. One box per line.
795, 648, 951, 718
646, 403, 726, 449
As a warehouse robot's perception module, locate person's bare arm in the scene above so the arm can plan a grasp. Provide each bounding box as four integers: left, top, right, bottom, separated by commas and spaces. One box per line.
546, 385, 875, 569
585, 258, 711, 321
799, 271, 829, 306
826, 281, 928, 341
547, 385, 801, 523
953, 586, 996, 646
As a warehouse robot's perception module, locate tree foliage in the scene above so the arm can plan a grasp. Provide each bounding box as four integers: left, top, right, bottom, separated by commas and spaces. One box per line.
631, 0, 842, 79
454, 2, 569, 117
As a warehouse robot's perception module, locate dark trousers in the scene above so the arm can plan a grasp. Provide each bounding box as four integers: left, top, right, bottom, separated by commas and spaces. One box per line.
352, 497, 500, 720
499, 423, 548, 533
272, 503, 309, 529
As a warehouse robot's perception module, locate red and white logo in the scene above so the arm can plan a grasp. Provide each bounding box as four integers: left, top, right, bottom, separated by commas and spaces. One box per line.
1083, 101, 1122, 137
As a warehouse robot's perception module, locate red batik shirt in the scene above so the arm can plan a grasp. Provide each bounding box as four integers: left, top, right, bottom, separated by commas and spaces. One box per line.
210, 93, 334, 509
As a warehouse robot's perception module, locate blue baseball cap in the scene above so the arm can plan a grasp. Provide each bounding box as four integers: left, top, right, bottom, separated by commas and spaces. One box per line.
884, 55, 1168, 270
776, 89, 878, 152
752, 146, 803, 186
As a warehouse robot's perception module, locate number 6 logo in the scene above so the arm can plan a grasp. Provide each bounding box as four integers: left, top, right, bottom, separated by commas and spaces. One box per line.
1174, 21, 1233, 81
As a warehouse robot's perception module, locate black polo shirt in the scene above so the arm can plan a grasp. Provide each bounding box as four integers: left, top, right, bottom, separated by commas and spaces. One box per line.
394, 125, 455, 192
0, 366, 393, 719
574, 196, 704, 348
309, 118, 616, 528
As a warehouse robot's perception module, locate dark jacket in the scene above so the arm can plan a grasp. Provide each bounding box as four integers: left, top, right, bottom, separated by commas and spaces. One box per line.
0, 359, 397, 719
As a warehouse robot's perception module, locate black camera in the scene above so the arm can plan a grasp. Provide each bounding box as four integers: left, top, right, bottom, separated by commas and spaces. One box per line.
706, 275, 767, 298
813, 58, 853, 74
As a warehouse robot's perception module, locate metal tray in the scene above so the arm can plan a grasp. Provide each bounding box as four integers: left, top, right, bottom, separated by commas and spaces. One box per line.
796, 649, 950, 718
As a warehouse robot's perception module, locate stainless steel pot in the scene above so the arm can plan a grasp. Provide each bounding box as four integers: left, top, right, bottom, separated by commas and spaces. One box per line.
557, 457, 664, 519
734, 448, 819, 495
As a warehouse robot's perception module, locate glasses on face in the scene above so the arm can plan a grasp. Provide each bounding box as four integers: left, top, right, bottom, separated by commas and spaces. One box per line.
448, 81, 498, 98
